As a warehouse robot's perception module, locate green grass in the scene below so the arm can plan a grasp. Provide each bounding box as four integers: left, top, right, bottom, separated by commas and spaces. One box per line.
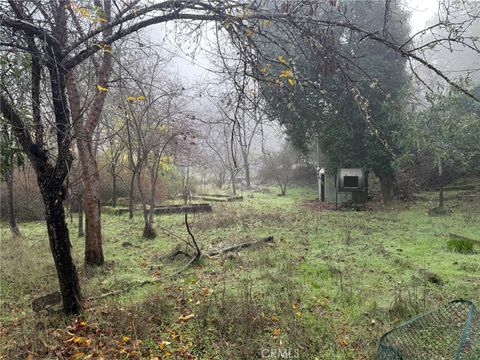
447, 238, 475, 254
1, 186, 479, 359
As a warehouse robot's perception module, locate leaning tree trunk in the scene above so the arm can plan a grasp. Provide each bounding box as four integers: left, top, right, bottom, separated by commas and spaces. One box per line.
5, 168, 20, 236
40, 182, 82, 314
67, 76, 104, 266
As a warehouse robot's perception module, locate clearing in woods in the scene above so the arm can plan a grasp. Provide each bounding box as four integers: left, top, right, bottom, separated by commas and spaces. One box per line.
1, 187, 479, 359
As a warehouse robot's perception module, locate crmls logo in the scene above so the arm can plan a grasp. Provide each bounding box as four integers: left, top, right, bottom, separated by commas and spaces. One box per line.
261, 348, 300, 359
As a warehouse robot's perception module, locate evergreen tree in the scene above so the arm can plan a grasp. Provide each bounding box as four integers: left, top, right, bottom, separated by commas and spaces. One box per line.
259, 0, 411, 201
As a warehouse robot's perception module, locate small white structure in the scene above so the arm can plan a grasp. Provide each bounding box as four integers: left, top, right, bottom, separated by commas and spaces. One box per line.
318, 168, 368, 207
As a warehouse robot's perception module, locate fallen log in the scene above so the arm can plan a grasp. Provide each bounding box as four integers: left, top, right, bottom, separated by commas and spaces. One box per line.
192, 196, 227, 202
153, 203, 212, 215
198, 194, 230, 198
207, 236, 274, 256
192, 195, 244, 202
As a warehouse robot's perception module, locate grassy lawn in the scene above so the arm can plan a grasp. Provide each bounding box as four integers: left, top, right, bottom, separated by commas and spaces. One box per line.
1, 187, 479, 359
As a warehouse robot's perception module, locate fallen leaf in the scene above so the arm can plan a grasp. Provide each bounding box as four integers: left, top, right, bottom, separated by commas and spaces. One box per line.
337, 335, 348, 347
200, 287, 211, 296
159, 340, 171, 350
72, 336, 87, 344
178, 313, 195, 322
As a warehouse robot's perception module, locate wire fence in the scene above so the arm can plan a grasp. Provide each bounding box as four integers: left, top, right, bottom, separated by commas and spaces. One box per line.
377, 300, 480, 359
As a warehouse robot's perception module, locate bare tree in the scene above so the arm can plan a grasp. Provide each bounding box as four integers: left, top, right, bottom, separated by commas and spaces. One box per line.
98, 105, 126, 208
215, 84, 264, 189
202, 117, 242, 195
260, 144, 299, 196
116, 53, 189, 238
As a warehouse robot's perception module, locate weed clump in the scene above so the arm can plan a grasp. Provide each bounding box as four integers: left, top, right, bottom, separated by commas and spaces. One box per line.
447, 238, 474, 254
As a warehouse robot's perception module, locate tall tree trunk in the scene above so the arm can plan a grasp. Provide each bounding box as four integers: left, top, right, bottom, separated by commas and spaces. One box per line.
41, 184, 82, 314
378, 172, 398, 204
137, 171, 156, 239
244, 162, 251, 189
76, 136, 103, 265
241, 149, 251, 189
67, 76, 103, 266
217, 170, 225, 189
1, 46, 81, 314
142, 221, 156, 239
78, 194, 84, 237
183, 166, 190, 204
438, 155, 444, 209
5, 168, 20, 236
128, 171, 136, 219
112, 172, 117, 208
230, 171, 237, 196
66, 3, 112, 264
146, 167, 157, 238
